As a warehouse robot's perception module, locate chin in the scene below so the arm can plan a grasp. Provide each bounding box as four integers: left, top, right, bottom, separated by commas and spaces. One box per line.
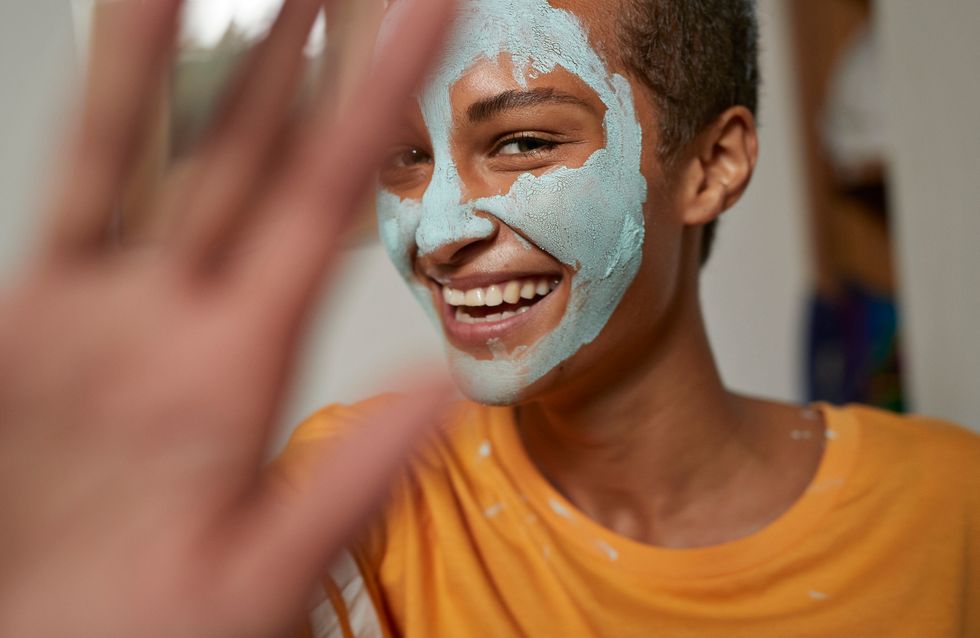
446, 351, 567, 407
446, 355, 528, 406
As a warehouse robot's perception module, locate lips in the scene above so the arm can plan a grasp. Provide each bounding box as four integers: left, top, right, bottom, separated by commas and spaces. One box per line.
433, 274, 563, 347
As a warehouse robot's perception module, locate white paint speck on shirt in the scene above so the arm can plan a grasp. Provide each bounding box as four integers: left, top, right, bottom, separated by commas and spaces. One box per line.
595, 539, 619, 561
484, 503, 504, 519
548, 498, 574, 520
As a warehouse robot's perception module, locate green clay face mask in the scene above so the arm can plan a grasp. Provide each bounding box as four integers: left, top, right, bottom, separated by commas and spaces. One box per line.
377, 0, 647, 404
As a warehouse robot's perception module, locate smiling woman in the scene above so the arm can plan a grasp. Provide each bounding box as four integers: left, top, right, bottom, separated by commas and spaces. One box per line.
1, 1, 978, 637
377, 0, 646, 404
281, 1, 980, 636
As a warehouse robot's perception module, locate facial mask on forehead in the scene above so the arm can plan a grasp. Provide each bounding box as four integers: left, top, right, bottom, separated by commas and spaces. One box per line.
377, 0, 647, 405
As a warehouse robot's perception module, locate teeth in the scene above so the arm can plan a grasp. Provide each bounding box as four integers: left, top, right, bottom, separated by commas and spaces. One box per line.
443, 277, 559, 309
455, 305, 532, 324
443, 287, 465, 305
485, 285, 503, 307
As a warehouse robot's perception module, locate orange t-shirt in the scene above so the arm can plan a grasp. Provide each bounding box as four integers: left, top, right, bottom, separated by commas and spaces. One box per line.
281, 401, 980, 637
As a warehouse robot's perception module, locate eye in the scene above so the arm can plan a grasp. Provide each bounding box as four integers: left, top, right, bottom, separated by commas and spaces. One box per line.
385, 146, 432, 169
495, 135, 558, 157
380, 145, 433, 191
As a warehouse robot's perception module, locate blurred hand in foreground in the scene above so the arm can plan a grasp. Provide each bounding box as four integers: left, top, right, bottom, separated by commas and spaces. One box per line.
0, 0, 454, 636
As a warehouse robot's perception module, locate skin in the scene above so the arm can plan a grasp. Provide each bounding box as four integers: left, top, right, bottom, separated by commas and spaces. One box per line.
0, 0, 455, 636
382, 0, 826, 548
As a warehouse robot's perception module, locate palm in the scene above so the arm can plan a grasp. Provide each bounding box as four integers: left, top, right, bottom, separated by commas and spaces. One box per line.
1, 259, 315, 637
0, 0, 454, 636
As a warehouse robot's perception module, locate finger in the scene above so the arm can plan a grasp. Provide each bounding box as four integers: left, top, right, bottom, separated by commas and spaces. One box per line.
44, 0, 184, 259
169, 0, 326, 270
234, 0, 456, 319
226, 379, 453, 624
320, 0, 388, 114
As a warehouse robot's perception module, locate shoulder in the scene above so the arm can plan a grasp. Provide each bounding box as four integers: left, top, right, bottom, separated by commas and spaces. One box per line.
286, 395, 402, 447
839, 403, 980, 462
272, 396, 407, 491
831, 403, 980, 501
282, 395, 497, 479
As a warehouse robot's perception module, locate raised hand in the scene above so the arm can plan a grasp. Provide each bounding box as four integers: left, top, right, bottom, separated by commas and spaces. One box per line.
0, 0, 453, 636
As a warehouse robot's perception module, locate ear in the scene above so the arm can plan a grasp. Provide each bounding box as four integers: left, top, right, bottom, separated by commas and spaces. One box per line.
675, 107, 759, 226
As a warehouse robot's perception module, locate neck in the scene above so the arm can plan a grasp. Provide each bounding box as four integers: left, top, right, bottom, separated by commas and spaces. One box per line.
514, 275, 812, 547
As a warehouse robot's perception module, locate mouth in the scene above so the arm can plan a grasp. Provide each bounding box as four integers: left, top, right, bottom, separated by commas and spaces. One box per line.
434, 275, 563, 349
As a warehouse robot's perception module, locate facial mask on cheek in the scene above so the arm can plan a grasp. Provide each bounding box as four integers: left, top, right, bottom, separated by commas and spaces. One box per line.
377, 0, 647, 405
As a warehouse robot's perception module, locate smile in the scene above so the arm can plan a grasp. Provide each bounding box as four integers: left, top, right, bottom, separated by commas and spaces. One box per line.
433, 274, 564, 349
442, 277, 559, 324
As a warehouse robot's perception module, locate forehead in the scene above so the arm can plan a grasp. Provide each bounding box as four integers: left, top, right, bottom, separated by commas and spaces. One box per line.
427, 0, 616, 96
548, 0, 622, 49
447, 53, 604, 114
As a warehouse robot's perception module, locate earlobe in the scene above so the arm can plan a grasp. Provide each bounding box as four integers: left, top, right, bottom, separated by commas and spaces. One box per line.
680, 106, 759, 226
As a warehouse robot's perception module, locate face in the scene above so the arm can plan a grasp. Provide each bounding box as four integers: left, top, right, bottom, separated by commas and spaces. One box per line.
378, 0, 670, 405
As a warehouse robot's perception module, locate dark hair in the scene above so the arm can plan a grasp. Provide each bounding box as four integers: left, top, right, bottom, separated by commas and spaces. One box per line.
616, 0, 760, 266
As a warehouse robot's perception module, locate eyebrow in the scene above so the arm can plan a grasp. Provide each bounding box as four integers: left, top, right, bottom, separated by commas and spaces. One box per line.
466, 88, 595, 123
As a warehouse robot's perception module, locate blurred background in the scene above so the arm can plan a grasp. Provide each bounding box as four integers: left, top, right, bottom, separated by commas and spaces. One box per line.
0, 0, 977, 437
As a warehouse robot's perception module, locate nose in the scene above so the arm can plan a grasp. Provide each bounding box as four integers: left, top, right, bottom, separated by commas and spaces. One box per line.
416, 161, 498, 266
417, 207, 499, 268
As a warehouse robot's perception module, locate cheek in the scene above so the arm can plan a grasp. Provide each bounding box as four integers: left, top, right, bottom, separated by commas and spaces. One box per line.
473, 152, 645, 284
642, 176, 686, 273
616, 199, 686, 326
376, 191, 421, 279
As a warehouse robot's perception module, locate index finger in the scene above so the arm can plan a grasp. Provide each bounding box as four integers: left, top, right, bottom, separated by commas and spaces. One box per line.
235, 0, 457, 327
44, 0, 184, 260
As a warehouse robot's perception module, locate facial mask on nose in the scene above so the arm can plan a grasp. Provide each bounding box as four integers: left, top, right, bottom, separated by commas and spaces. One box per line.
377, 0, 647, 405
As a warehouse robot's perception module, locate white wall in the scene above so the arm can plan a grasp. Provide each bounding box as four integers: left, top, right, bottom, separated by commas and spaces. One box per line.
878, 1, 980, 431
0, 1, 77, 281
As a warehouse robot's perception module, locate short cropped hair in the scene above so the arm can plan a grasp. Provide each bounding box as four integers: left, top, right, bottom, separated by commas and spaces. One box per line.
616, 0, 760, 266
